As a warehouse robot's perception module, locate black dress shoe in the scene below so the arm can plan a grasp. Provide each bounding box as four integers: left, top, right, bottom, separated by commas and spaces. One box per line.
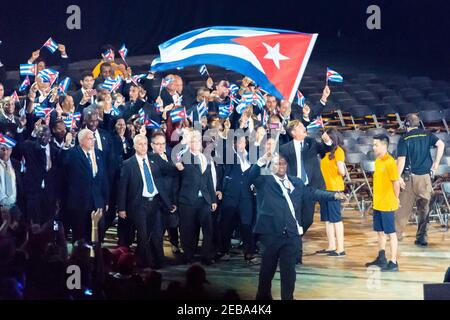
415, 239, 428, 247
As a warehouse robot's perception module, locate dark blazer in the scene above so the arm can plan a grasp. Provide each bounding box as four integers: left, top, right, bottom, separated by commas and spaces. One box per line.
71, 89, 96, 112
63, 146, 109, 211
121, 99, 145, 121
117, 153, 173, 215
151, 148, 179, 205
249, 164, 335, 235
19, 139, 62, 198
176, 153, 217, 206
279, 137, 332, 189
221, 153, 253, 200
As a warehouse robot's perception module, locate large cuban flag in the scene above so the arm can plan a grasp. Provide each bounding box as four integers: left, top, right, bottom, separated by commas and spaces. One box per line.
150, 26, 318, 103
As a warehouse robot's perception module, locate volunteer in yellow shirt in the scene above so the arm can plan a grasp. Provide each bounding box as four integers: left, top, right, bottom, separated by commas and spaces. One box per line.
366, 134, 400, 272
317, 129, 347, 257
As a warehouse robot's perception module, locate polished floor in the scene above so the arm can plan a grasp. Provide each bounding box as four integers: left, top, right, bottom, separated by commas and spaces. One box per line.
104, 209, 450, 300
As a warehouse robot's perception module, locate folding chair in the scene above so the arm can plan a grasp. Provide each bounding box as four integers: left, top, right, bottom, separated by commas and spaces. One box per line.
428, 165, 450, 227
360, 160, 375, 213
344, 153, 368, 216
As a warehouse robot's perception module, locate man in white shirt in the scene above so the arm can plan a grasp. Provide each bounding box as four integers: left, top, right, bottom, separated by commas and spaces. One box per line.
118, 134, 176, 268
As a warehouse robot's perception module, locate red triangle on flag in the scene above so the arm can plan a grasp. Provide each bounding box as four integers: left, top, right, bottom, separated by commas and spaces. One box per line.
232, 33, 317, 102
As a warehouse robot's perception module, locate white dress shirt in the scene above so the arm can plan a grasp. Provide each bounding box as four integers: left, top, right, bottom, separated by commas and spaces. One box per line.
293, 139, 308, 184
93, 129, 103, 151
135, 154, 158, 197
273, 174, 303, 235
0, 159, 16, 207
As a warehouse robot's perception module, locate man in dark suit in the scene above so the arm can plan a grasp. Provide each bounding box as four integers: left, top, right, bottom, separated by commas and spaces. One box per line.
250, 153, 345, 300
121, 84, 146, 121
118, 134, 176, 268
82, 107, 115, 228
150, 131, 180, 254
20, 125, 62, 225
220, 136, 256, 262
174, 130, 218, 265
0, 96, 27, 140
63, 128, 109, 242
280, 120, 333, 233
71, 71, 96, 111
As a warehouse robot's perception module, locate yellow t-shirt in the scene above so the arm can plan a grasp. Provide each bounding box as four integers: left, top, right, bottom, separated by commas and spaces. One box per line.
373, 153, 399, 211
92, 61, 124, 79
320, 146, 345, 191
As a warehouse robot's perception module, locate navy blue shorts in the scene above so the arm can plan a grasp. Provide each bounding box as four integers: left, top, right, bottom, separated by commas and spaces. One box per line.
320, 200, 342, 223
373, 210, 396, 234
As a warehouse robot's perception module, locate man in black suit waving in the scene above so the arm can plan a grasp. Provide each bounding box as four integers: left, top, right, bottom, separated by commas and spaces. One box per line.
280, 120, 333, 233
63, 128, 109, 242
250, 153, 345, 300
118, 134, 176, 269
174, 130, 218, 265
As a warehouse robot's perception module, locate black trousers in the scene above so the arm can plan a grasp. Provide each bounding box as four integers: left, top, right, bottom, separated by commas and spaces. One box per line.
161, 209, 179, 247
68, 208, 105, 243
26, 190, 56, 225
179, 198, 214, 262
129, 196, 164, 268
220, 197, 255, 256
117, 216, 136, 247
256, 233, 301, 300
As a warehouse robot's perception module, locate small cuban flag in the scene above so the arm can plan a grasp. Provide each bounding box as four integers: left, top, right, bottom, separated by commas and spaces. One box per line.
20, 64, 37, 76
196, 100, 208, 117
241, 92, 254, 104
38, 68, 59, 85
110, 106, 121, 116
198, 64, 209, 77
19, 76, 31, 92
306, 116, 325, 130
253, 91, 265, 110
219, 102, 234, 118
34, 105, 54, 118
103, 49, 115, 61
170, 107, 187, 123
42, 37, 58, 54
63, 113, 80, 130
131, 74, 146, 86
297, 90, 305, 107
138, 108, 146, 124
228, 83, 239, 96
58, 77, 71, 95
0, 134, 17, 148
10, 91, 20, 104
326, 68, 343, 83
145, 118, 161, 129
102, 77, 122, 92
118, 44, 128, 61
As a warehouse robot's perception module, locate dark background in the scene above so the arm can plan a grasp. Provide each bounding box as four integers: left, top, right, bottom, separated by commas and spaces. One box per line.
0, 0, 449, 79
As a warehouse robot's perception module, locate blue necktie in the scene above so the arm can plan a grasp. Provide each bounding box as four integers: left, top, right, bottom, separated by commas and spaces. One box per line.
142, 159, 155, 194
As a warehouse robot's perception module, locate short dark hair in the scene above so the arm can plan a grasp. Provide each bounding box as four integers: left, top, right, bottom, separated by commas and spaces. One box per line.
80, 71, 94, 81
100, 62, 111, 71
373, 134, 390, 146
100, 44, 115, 55
51, 119, 66, 130
151, 131, 166, 142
